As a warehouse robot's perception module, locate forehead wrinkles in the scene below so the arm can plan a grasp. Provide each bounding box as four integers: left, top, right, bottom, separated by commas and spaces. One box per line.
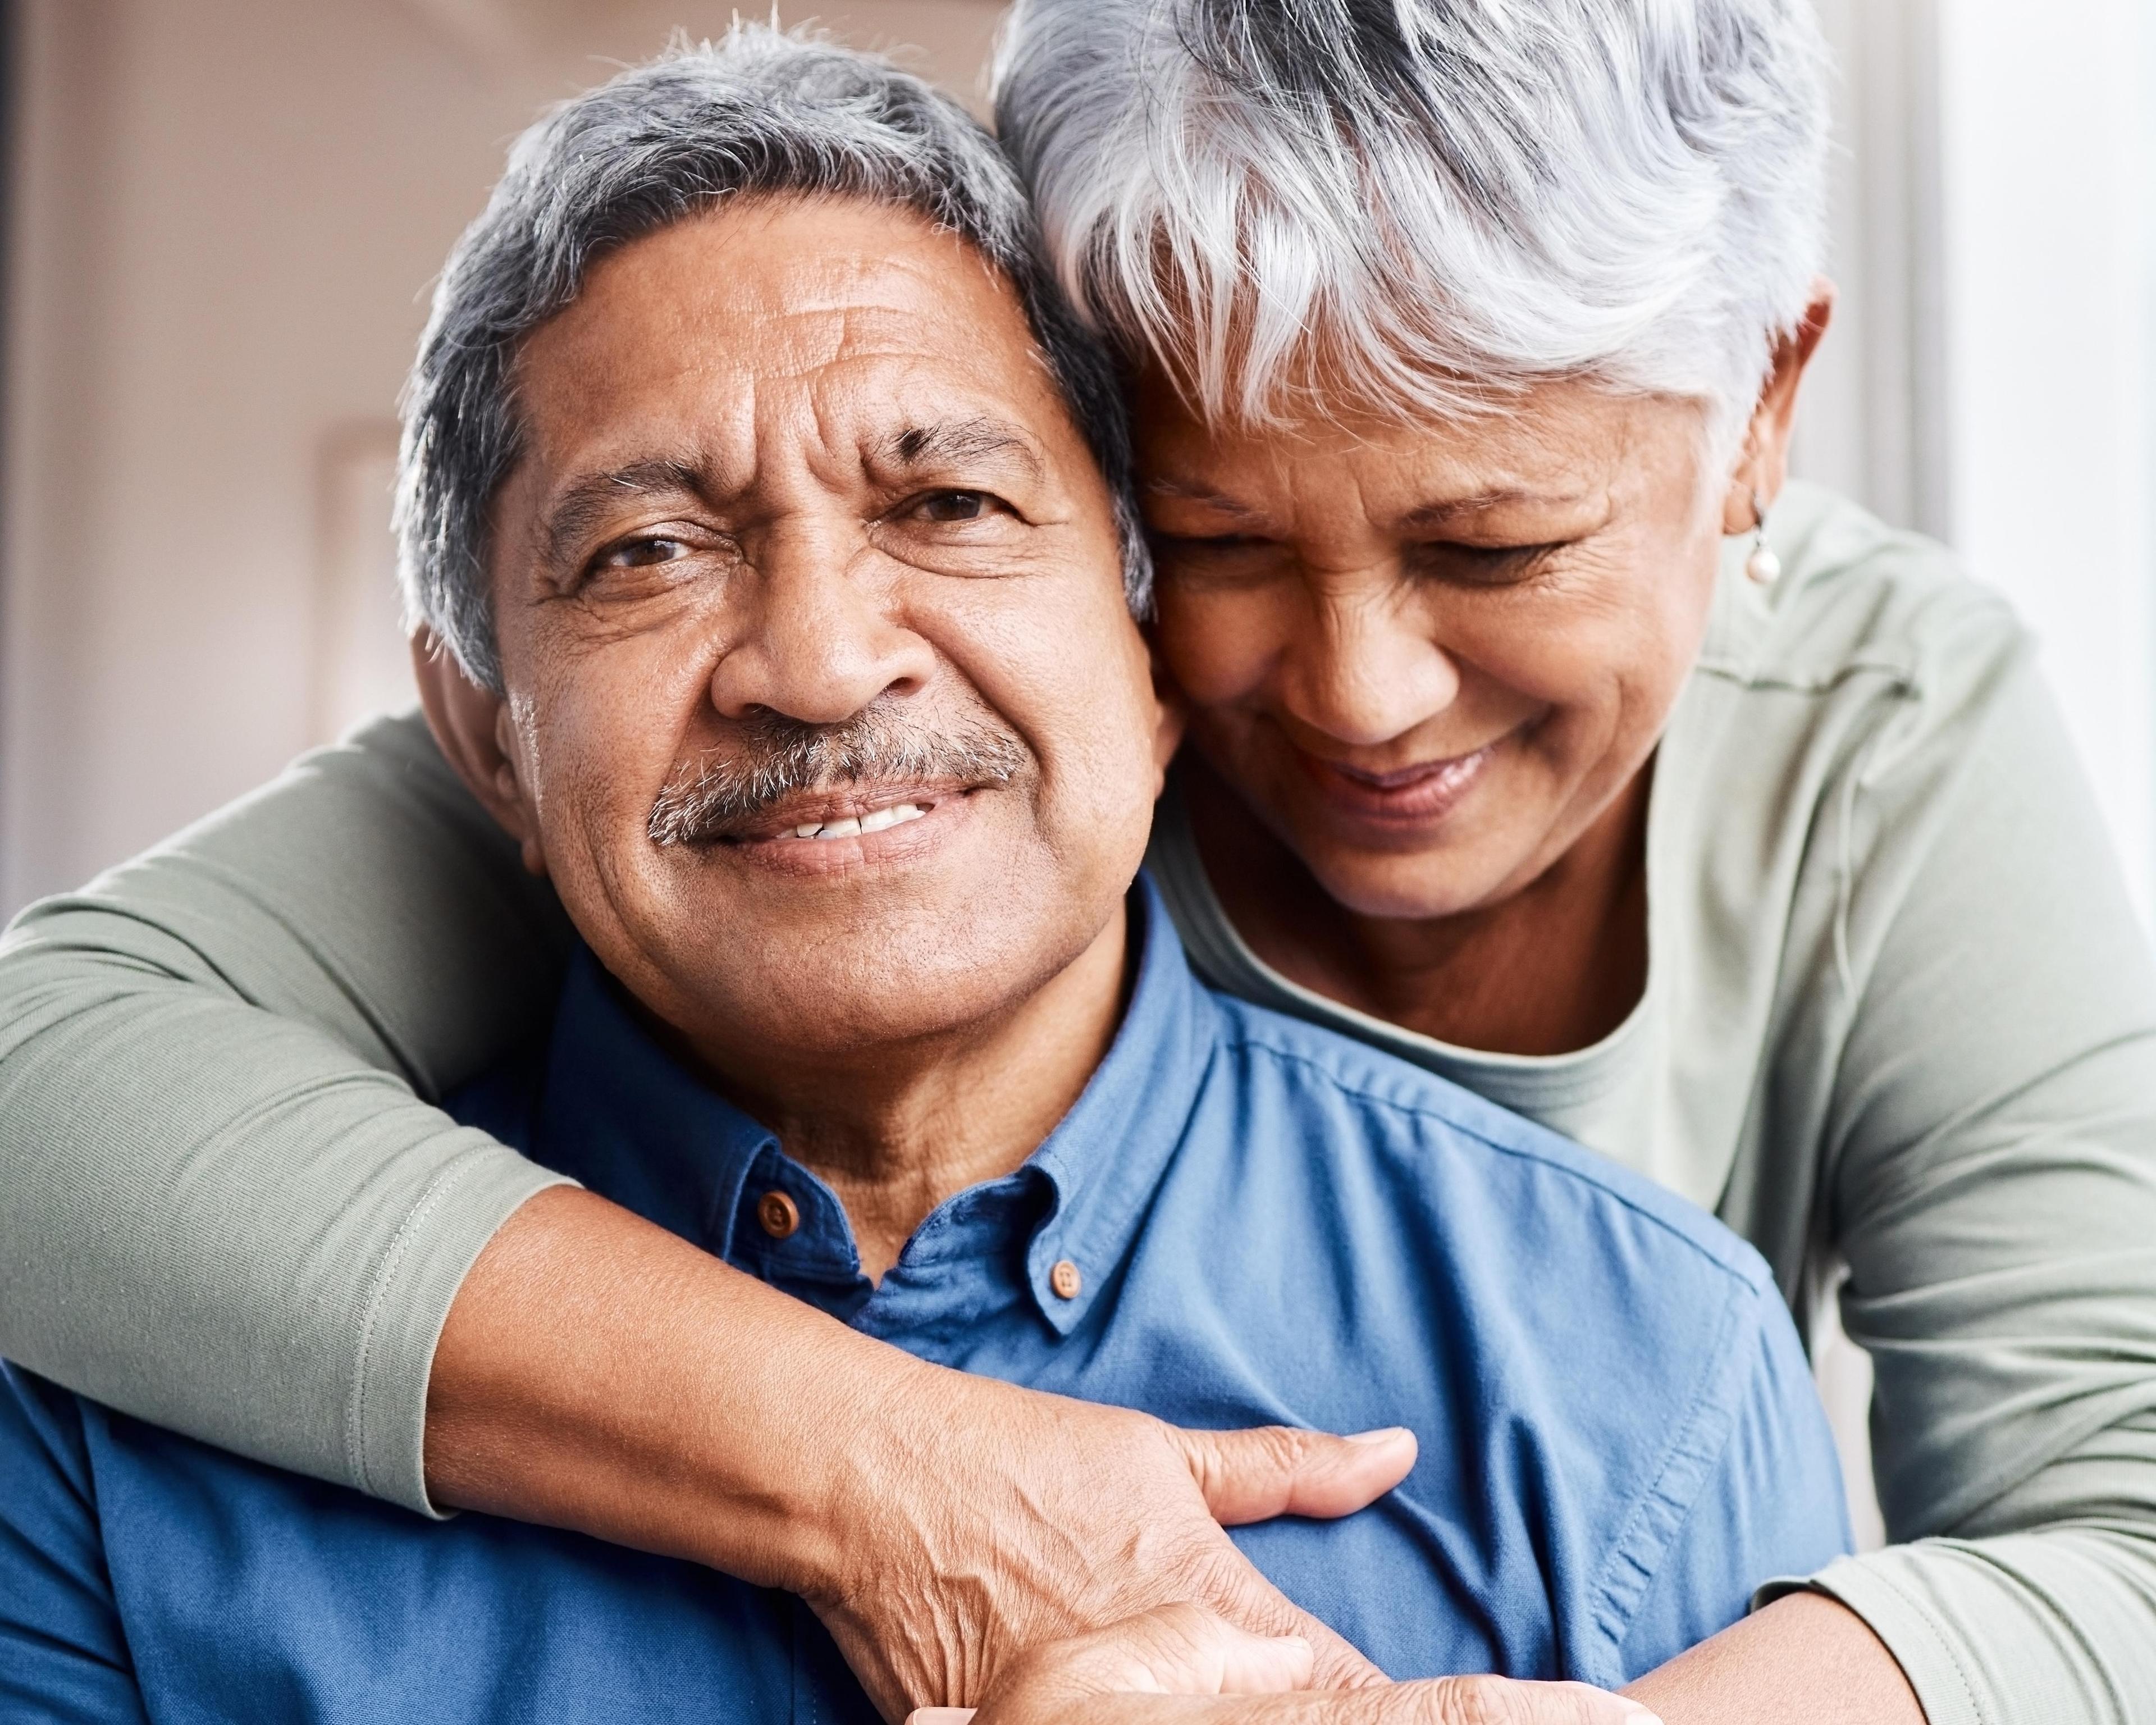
520, 299, 1044, 497
544, 235, 999, 378
1143, 385, 1643, 519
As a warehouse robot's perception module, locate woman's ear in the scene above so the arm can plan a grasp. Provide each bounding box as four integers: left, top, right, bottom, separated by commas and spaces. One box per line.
1723, 278, 1837, 534
410, 629, 549, 878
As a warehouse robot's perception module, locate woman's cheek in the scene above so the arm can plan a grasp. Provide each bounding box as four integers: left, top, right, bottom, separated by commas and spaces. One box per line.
1153, 590, 1282, 706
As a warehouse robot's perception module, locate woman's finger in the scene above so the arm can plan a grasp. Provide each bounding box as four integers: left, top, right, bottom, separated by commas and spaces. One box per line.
966, 1601, 1316, 1719
1170, 1426, 1420, 1525
1027, 1601, 1315, 1697
948, 1673, 1660, 1725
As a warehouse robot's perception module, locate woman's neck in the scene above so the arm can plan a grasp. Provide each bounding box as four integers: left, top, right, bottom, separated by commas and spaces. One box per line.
1184, 758, 1652, 1058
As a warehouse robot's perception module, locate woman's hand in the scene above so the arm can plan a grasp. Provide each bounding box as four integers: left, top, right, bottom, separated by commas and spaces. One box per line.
428, 1187, 1418, 1722
907, 1604, 1661, 1725
806, 1365, 1420, 1715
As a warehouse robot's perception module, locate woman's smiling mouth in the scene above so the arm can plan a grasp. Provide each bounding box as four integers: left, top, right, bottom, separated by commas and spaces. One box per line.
1297, 738, 1506, 829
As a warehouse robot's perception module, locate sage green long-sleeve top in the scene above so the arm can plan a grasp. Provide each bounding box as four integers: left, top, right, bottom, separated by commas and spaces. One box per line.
2, 483, 2153, 1723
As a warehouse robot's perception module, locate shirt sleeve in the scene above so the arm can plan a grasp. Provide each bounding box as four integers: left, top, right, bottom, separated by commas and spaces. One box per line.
0, 714, 575, 1515
1789, 639, 2156, 1724
0, 1365, 152, 1724
1613, 1272, 1852, 1684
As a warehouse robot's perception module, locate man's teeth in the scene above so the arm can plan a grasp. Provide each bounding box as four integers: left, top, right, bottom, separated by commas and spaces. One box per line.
784, 804, 927, 841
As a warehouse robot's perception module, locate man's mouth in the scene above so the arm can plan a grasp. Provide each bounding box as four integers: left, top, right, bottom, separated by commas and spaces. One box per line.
778, 802, 930, 842
646, 709, 1030, 851
693, 782, 988, 877
723, 784, 960, 846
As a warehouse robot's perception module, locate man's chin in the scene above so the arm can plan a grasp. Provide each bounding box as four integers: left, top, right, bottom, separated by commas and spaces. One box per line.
582, 795, 1144, 1072
666, 919, 1095, 1066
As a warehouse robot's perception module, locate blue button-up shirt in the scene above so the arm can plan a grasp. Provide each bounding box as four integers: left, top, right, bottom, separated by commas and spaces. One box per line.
0, 880, 1847, 1724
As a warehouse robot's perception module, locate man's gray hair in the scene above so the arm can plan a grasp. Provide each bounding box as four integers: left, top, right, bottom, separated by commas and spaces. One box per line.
993, 0, 1831, 450
399, 25, 1145, 690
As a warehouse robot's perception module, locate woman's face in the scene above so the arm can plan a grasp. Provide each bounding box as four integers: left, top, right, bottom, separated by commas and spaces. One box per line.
1136, 373, 1728, 921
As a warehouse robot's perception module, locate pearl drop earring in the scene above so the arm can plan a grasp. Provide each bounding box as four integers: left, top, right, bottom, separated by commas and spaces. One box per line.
1745, 490, 1782, 586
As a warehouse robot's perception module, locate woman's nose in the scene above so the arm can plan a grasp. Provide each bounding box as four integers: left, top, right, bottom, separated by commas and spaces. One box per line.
707, 528, 934, 724
1277, 591, 1459, 747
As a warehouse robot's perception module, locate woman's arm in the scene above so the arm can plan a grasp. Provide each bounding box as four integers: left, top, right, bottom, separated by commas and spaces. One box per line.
1785, 638, 2156, 1723
0, 711, 1409, 1716
0, 713, 573, 1499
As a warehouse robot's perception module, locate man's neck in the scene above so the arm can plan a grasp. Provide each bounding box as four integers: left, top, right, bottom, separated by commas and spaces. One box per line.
694, 905, 1131, 1281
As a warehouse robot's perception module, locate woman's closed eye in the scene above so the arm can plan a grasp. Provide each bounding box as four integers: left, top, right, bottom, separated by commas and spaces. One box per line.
1416, 540, 1568, 585
1146, 531, 1286, 590
1150, 532, 1569, 592
1157, 530, 1267, 553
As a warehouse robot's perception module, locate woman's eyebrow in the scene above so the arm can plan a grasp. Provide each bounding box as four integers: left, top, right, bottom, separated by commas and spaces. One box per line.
879, 417, 1044, 480
1400, 489, 1593, 529
540, 457, 708, 567
1141, 477, 1263, 519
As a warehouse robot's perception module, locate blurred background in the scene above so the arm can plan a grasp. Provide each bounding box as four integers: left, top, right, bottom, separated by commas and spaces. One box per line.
0, 0, 2149, 1546
1, 0, 2152, 920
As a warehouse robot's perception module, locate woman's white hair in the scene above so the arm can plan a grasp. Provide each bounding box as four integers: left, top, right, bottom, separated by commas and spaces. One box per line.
992, 0, 1831, 450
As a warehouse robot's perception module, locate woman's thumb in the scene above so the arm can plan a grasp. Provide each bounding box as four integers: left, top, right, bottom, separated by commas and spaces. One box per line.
1171, 1424, 1418, 1525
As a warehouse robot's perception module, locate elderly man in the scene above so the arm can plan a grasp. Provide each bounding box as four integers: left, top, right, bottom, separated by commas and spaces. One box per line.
0, 32, 1846, 1725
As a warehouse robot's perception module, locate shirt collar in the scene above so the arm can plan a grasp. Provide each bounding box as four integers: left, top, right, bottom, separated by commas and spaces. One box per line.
1020, 877, 1220, 1334
531, 875, 1220, 1334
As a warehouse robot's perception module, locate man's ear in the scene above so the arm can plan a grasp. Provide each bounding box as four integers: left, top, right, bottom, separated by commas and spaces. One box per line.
1143, 626, 1189, 796
410, 628, 549, 878
1722, 278, 1836, 535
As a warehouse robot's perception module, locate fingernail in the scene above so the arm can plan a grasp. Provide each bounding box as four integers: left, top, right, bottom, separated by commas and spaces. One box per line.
1620, 1711, 1663, 1725
1346, 1427, 1411, 1444
906, 1711, 976, 1725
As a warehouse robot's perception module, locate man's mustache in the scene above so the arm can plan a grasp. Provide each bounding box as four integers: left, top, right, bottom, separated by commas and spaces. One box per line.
647, 708, 1031, 848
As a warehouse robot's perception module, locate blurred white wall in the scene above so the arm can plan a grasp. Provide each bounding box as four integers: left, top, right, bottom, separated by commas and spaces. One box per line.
0, 0, 1007, 915
1801, 0, 2155, 924
1797, 0, 1950, 542
1936, 0, 2154, 921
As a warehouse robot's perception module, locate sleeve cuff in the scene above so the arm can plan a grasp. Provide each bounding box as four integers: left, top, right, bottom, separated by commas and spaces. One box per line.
1754, 1555, 1981, 1725
346, 1140, 578, 1517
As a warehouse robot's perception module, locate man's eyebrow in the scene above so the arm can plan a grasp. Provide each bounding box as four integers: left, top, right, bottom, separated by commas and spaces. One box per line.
879, 417, 1044, 481
541, 457, 707, 568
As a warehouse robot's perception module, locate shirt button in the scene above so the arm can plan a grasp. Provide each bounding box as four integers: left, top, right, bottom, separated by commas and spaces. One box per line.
756, 1190, 800, 1240
1049, 1258, 1082, 1300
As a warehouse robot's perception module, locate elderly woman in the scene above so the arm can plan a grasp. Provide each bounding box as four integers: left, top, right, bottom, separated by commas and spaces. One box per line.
1, 3, 2151, 1723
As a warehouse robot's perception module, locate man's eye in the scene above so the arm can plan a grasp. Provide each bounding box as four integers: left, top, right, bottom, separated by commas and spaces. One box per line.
916, 491, 990, 523
597, 536, 689, 570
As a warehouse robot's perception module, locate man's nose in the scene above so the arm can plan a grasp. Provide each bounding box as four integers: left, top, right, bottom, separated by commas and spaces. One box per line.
1277, 586, 1459, 747
708, 526, 934, 725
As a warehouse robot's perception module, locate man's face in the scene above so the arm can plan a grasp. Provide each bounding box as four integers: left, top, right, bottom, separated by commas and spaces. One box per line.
476, 197, 1166, 1074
